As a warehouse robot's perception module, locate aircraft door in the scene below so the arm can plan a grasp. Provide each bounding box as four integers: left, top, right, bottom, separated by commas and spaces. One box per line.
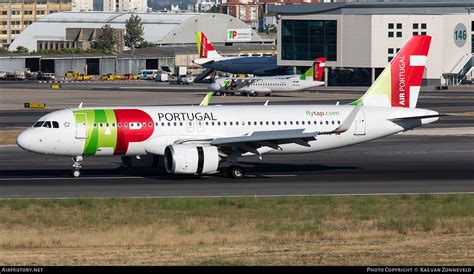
354, 110, 366, 136
74, 113, 87, 139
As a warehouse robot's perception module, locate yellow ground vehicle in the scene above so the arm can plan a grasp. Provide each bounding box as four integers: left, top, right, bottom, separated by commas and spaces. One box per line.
124, 74, 138, 80
76, 74, 92, 81
100, 74, 116, 81
65, 71, 80, 77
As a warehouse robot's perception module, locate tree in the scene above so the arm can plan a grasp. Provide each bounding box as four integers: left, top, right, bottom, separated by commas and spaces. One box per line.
124, 15, 144, 50
15, 46, 29, 54
92, 25, 119, 54
137, 41, 155, 48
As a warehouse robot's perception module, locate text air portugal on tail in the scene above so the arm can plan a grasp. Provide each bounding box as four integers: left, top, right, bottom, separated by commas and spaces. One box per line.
352, 35, 431, 108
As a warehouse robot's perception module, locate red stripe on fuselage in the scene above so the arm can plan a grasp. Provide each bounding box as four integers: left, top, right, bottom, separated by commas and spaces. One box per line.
113, 109, 154, 155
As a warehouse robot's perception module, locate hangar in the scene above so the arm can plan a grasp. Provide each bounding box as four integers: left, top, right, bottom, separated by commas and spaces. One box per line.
10, 11, 271, 52
270, 1, 474, 85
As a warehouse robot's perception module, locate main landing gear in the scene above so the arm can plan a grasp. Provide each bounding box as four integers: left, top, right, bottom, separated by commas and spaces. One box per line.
71, 156, 83, 178
227, 165, 244, 179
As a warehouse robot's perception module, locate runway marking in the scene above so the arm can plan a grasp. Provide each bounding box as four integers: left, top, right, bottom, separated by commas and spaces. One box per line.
0, 176, 145, 181
0, 192, 473, 200
0, 174, 297, 181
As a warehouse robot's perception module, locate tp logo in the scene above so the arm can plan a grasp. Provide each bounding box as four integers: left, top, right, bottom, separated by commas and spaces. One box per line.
229, 31, 237, 39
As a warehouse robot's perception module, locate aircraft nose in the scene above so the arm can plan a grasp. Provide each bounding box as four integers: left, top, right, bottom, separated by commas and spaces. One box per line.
16, 129, 34, 152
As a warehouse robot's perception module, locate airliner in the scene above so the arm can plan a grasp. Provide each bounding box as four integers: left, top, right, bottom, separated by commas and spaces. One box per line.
209, 58, 326, 96
193, 32, 290, 76
17, 35, 441, 178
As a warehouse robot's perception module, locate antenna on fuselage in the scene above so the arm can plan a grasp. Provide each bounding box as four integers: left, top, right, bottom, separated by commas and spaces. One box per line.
264, 100, 269, 106
78, 102, 83, 108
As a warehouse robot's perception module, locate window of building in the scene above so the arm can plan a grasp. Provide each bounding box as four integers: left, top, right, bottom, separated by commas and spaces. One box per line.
1, 11, 7, 15
396, 23, 402, 29
396, 32, 402, 38
388, 32, 394, 38
413, 23, 418, 29
281, 19, 337, 61
421, 23, 427, 29
388, 23, 394, 29
1, 31, 6, 35
388, 48, 394, 54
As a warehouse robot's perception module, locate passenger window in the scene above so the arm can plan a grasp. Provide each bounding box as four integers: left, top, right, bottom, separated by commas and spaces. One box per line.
143, 122, 147, 127
332, 121, 335, 125
100, 123, 103, 127
230, 122, 233, 126
236, 122, 239, 126
218, 122, 221, 126
326, 121, 329, 125
180, 122, 183, 126
174, 122, 177, 126
149, 122, 152, 127
161, 123, 165, 126
125, 123, 128, 127
277, 121, 281, 125
118, 123, 122, 127
106, 123, 109, 127
33, 121, 44, 127
302, 121, 305, 125
52, 121, 59, 128
43, 121, 52, 128
296, 121, 299, 125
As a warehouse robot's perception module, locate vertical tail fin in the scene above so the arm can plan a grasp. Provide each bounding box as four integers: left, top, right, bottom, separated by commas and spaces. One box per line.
195, 32, 221, 59
351, 35, 431, 108
300, 57, 326, 81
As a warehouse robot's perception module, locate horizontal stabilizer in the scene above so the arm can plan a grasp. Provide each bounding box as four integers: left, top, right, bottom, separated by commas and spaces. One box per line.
388, 113, 448, 122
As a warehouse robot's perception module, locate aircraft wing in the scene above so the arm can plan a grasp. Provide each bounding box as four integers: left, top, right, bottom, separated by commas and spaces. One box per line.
172, 106, 360, 157
208, 105, 361, 156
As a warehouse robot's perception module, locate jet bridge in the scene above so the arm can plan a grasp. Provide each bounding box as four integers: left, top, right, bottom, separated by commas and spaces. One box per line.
442, 53, 473, 85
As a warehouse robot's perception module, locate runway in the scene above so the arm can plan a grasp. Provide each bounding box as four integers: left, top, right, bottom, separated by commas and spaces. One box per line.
1, 135, 472, 198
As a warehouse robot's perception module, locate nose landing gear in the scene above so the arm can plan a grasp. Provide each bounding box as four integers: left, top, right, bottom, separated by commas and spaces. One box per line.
71, 156, 83, 178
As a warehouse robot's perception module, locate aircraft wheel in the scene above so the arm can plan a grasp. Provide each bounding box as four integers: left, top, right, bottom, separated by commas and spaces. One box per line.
71, 169, 81, 178
227, 165, 244, 179
265, 93, 271, 97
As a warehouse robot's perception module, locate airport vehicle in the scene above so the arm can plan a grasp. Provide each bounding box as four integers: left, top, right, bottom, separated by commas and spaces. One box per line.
65, 71, 80, 77
100, 74, 117, 81
209, 58, 325, 96
138, 69, 159, 80
0, 70, 6, 79
37, 72, 55, 81
193, 32, 290, 76
75, 74, 92, 81
16, 36, 440, 179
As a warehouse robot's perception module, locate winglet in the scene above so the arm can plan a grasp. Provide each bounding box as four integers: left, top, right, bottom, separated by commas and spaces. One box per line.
199, 92, 213, 106
320, 105, 361, 135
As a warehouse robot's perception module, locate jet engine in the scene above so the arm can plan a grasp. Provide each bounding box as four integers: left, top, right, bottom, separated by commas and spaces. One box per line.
164, 144, 219, 175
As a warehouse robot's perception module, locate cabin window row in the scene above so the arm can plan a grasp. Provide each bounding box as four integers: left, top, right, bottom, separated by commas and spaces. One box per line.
88, 120, 343, 128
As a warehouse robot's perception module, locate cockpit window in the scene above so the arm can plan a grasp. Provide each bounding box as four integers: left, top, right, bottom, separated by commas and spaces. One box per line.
43, 121, 52, 128
33, 121, 44, 127
52, 121, 59, 128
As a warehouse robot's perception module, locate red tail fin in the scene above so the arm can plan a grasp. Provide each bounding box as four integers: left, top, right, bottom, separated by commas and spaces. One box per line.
313, 57, 326, 81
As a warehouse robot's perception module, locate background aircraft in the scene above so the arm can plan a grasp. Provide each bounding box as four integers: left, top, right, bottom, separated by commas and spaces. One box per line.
17, 36, 440, 179
209, 58, 326, 96
193, 32, 291, 76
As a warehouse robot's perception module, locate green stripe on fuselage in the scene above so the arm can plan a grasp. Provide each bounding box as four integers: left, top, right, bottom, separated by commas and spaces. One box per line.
73, 109, 117, 156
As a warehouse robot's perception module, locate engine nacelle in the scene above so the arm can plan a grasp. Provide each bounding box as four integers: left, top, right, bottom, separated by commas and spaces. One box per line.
164, 144, 219, 175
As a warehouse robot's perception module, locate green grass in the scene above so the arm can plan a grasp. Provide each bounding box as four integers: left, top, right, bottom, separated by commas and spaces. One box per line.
0, 195, 473, 235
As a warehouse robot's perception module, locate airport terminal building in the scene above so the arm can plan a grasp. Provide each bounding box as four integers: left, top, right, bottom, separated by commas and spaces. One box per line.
271, 2, 474, 85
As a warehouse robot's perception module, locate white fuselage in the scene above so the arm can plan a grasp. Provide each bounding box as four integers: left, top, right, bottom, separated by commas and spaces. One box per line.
210, 76, 324, 95
17, 105, 439, 158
